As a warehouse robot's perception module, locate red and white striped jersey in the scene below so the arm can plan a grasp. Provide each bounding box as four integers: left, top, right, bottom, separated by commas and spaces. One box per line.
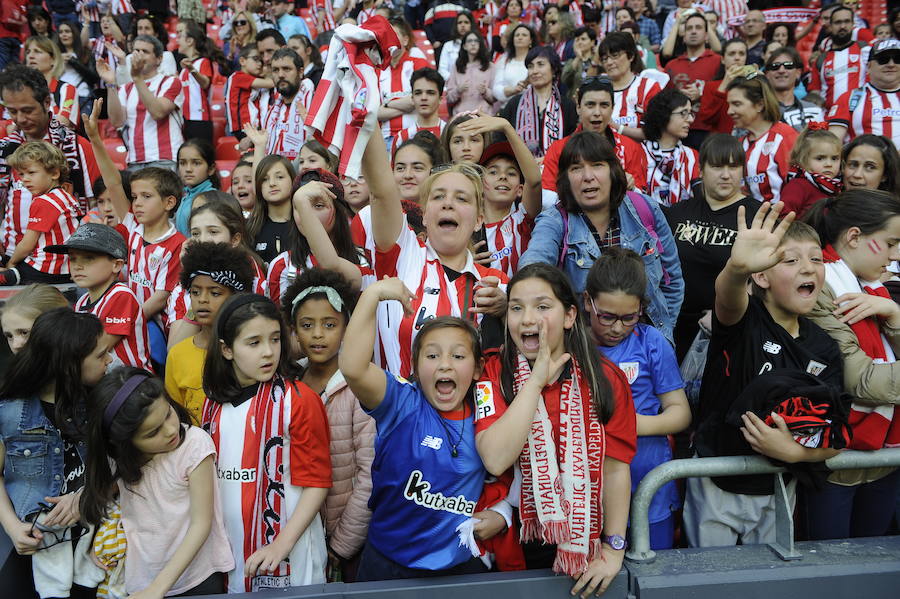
263, 86, 314, 162
818, 28, 875, 53
372, 224, 508, 377
390, 120, 447, 156
165, 258, 268, 325
75, 282, 153, 371
641, 141, 700, 207
312, 0, 338, 32
740, 122, 798, 204
809, 43, 870, 109
705, 0, 746, 30
224, 72, 271, 135
178, 57, 214, 122
482, 202, 533, 278
267, 251, 316, 308
357, 6, 377, 24
81, 0, 134, 19
48, 79, 79, 127
115, 213, 186, 310
612, 74, 662, 130
24, 187, 82, 275
379, 55, 430, 139
118, 73, 184, 164
91, 37, 124, 87
827, 83, 900, 151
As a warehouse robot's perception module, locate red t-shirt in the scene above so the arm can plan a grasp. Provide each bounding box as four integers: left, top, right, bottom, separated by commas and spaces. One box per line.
542, 128, 648, 194
665, 50, 722, 93
474, 354, 637, 465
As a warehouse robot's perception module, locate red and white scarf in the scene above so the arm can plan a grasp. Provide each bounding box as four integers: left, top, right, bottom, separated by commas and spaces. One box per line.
202, 377, 290, 591
787, 165, 843, 197
823, 245, 900, 449
513, 354, 605, 577
515, 85, 564, 157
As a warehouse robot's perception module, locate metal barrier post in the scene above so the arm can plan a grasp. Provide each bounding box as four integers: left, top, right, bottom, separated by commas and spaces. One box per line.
768, 472, 800, 560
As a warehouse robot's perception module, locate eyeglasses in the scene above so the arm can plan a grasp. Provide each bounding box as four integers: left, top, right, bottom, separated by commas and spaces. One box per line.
599, 51, 626, 62
233, 19, 249, 26
671, 107, 699, 119
28, 502, 86, 552
875, 52, 900, 65
766, 61, 801, 71
246, 54, 262, 62
588, 297, 642, 327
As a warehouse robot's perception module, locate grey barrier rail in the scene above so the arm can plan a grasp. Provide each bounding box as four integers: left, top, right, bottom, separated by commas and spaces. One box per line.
625, 448, 900, 563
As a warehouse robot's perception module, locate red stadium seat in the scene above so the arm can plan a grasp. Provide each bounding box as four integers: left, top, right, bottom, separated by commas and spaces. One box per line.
215, 137, 242, 160
103, 138, 128, 170
217, 160, 238, 191
212, 119, 227, 142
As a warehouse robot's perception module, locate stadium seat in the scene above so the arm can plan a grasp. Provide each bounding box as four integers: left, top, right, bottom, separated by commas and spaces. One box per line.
212, 119, 227, 142
217, 160, 238, 191
215, 137, 242, 160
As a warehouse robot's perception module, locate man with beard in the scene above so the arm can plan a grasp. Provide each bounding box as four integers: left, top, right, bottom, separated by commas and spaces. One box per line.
809, 5, 871, 109
0, 65, 100, 265
765, 47, 825, 132
828, 38, 900, 150
263, 48, 313, 161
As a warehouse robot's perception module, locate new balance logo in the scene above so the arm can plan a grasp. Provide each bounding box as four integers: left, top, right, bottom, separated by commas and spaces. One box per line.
420, 435, 443, 450
105, 317, 129, 324
763, 341, 782, 355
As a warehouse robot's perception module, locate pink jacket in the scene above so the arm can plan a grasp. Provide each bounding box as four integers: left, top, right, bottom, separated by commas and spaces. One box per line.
320, 371, 375, 559
446, 61, 497, 116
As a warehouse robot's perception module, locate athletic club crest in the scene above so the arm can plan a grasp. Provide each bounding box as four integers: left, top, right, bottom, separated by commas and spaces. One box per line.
618, 362, 639, 384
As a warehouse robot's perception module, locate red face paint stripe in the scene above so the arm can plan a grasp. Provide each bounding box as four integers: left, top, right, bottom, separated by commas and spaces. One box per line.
868, 239, 883, 254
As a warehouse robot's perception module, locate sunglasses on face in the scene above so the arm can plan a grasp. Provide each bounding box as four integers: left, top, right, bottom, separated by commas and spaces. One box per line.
234, 19, 249, 26
875, 52, 900, 65
767, 61, 800, 71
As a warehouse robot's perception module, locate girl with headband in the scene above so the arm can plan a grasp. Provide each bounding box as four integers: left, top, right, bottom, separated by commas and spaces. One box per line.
165, 242, 255, 423
0, 308, 110, 598
80, 367, 233, 597
201, 294, 331, 592
282, 268, 375, 582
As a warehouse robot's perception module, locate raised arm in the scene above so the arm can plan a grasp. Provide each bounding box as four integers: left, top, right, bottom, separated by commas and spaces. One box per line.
339, 278, 415, 410
84, 99, 131, 221
715, 202, 795, 327
292, 181, 363, 290
131, 61, 178, 121
360, 132, 405, 251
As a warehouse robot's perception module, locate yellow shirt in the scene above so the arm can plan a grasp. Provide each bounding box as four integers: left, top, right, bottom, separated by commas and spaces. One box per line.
165, 336, 207, 425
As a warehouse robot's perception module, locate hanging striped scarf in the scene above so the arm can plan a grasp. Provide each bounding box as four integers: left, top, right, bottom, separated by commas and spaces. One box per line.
513, 354, 606, 577
786, 165, 843, 198
515, 85, 563, 157
823, 244, 900, 449
202, 376, 290, 591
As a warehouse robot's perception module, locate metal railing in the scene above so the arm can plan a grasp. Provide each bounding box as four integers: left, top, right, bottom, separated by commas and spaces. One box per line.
625, 448, 900, 563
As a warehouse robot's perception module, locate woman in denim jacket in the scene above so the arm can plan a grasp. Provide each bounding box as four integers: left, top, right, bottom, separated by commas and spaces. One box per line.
520, 131, 683, 343
0, 308, 111, 597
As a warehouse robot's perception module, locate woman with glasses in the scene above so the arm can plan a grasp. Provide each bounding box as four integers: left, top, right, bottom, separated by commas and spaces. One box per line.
224, 10, 258, 71
359, 129, 508, 378
598, 32, 661, 142
520, 130, 683, 343
0, 309, 113, 598
664, 133, 759, 360
446, 31, 497, 115
640, 88, 699, 207
499, 45, 577, 158
726, 74, 798, 203
695, 39, 749, 135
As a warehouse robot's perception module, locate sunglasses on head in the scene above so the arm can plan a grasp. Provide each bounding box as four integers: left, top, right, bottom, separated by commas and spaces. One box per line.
767, 61, 800, 71
875, 52, 900, 65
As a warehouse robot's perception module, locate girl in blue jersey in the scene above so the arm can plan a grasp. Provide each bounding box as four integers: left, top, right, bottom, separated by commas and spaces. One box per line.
340, 277, 508, 581
585, 248, 691, 550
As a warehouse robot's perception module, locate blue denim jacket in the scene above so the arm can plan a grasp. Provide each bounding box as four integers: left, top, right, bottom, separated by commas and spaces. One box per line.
0, 398, 86, 521
520, 194, 684, 343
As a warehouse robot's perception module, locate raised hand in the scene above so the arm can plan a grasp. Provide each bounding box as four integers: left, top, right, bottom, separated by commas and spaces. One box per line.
470, 276, 507, 317
242, 124, 268, 149
729, 202, 796, 276
96, 60, 116, 86
528, 320, 571, 389
105, 41, 125, 61
130, 55, 146, 80
457, 114, 510, 135
84, 98, 103, 140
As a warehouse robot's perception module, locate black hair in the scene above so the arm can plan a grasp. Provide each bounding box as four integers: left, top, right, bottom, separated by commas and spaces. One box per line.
189, 199, 263, 267
179, 241, 255, 292
500, 263, 615, 422
766, 45, 802, 71
293, 34, 324, 68
271, 47, 304, 70
54, 21, 89, 65
584, 247, 647, 305
239, 43, 259, 60
573, 26, 597, 42
178, 138, 220, 188
0, 308, 102, 439
615, 6, 637, 22
256, 28, 286, 47
841, 134, 900, 198
411, 67, 446, 95
525, 45, 563, 81
506, 24, 538, 60
764, 22, 796, 47
27, 6, 53, 37
714, 38, 748, 78
830, 5, 855, 22
598, 32, 644, 75
455, 31, 491, 73
181, 19, 233, 77
577, 76, 614, 103
451, 11, 476, 42
411, 316, 482, 383
248, 155, 297, 241
891, 7, 900, 38
556, 131, 627, 216
0, 64, 51, 105
93, 169, 133, 206
642, 87, 691, 142
286, 171, 359, 270
282, 267, 359, 327
699, 132, 746, 168
203, 295, 301, 403
131, 14, 169, 47
398, 129, 445, 167
803, 190, 900, 247
80, 368, 191, 526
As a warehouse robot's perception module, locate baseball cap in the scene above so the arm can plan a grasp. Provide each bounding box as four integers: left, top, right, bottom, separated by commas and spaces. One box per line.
479, 141, 520, 170
870, 38, 900, 59
45, 223, 127, 260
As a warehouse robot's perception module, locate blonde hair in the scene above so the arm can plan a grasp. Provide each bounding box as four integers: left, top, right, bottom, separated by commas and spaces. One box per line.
419, 164, 484, 215
25, 35, 63, 79
790, 127, 842, 170
232, 10, 258, 46
0, 284, 69, 321
726, 73, 782, 124
8, 141, 69, 182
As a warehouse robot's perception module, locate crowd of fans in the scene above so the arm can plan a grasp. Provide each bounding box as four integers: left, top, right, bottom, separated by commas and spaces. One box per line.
0, 0, 898, 597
